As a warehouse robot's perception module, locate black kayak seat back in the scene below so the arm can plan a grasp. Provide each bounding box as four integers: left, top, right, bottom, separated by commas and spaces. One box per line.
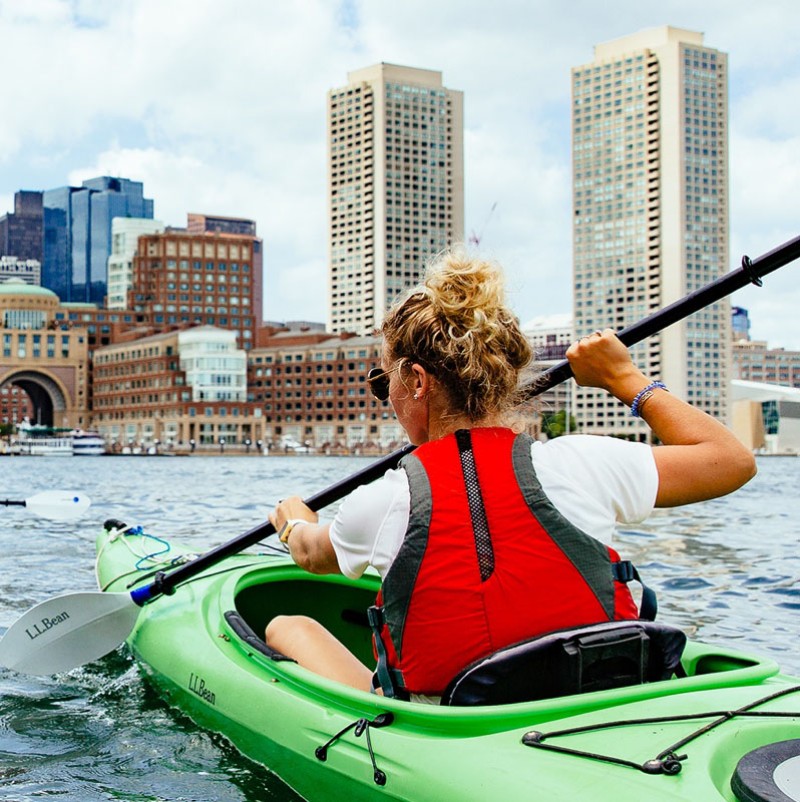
441, 620, 687, 706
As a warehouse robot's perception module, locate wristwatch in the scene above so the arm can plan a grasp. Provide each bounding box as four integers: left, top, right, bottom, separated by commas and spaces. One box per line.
279, 518, 309, 544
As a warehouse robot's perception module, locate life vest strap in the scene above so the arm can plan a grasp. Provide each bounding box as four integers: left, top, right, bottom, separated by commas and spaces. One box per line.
367, 605, 408, 699
612, 560, 657, 621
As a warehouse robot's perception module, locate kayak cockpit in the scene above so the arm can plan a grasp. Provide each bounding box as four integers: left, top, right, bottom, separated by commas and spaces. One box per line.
232, 565, 378, 668
222, 564, 781, 719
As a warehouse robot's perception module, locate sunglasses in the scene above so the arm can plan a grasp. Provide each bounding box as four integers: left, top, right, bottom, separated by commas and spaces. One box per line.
366, 361, 406, 401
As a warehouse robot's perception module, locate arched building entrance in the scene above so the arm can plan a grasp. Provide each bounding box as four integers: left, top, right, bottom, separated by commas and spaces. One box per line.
0, 371, 69, 428
0, 279, 91, 430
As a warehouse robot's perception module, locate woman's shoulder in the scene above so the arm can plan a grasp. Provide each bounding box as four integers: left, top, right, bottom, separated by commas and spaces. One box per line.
531, 434, 652, 460
530, 434, 658, 521
530, 434, 656, 482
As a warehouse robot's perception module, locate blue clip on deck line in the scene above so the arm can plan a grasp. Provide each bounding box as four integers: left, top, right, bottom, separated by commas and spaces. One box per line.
123, 526, 172, 571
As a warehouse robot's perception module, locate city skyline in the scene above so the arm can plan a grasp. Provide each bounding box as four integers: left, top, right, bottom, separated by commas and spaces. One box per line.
1, 2, 799, 347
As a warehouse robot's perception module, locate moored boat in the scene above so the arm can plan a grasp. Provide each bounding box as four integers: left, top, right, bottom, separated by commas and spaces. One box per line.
94, 523, 800, 802
9, 420, 73, 456
8, 435, 73, 456
71, 429, 105, 456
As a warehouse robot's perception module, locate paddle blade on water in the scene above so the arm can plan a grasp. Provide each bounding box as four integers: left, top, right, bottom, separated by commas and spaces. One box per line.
0, 592, 140, 675
25, 491, 92, 520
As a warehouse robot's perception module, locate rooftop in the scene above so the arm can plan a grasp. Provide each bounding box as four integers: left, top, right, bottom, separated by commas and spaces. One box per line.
0, 278, 58, 300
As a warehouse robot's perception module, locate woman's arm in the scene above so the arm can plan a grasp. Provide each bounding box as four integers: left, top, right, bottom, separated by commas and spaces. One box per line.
566, 330, 757, 507
269, 497, 341, 574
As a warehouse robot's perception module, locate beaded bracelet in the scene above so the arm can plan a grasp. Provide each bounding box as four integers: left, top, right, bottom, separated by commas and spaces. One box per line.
630, 381, 667, 418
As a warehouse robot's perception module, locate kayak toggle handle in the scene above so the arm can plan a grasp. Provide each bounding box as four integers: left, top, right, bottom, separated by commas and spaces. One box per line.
315, 712, 394, 785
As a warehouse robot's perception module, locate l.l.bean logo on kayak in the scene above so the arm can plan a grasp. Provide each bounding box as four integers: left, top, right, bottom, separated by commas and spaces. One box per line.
189, 672, 217, 706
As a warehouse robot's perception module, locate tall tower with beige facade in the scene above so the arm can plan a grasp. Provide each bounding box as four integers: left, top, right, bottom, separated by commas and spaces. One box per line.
572, 27, 730, 437
327, 63, 464, 334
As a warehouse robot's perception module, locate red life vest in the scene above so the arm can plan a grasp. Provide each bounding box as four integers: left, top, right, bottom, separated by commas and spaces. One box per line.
372, 428, 642, 697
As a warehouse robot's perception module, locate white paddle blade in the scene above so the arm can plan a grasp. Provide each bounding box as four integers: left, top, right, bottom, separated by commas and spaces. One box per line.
25, 490, 92, 521
0, 592, 140, 675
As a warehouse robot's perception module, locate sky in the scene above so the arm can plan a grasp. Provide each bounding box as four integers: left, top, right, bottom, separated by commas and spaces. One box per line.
2, 0, 800, 348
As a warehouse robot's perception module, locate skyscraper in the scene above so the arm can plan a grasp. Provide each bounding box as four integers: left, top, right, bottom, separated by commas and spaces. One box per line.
572, 27, 730, 437
43, 177, 154, 304
327, 63, 464, 335
731, 306, 750, 342
0, 191, 43, 263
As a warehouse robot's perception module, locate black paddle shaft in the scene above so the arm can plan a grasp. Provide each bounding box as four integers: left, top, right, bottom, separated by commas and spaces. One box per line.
134, 233, 800, 605
527, 233, 800, 394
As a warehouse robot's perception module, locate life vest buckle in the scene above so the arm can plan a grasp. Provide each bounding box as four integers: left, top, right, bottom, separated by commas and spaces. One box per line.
613, 560, 636, 583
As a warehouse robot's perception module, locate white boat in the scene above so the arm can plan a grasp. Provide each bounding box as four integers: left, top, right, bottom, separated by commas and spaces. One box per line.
8, 420, 105, 456
279, 437, 313, 453
71, 430, 105, 456
8, 436, 73, 456
9, 420, 73, 456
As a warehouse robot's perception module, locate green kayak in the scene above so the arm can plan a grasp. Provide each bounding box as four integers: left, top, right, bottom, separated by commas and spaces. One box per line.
95, 522, 800, 802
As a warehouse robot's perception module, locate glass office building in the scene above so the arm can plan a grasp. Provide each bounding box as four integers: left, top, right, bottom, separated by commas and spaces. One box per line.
43, 177, 154, 304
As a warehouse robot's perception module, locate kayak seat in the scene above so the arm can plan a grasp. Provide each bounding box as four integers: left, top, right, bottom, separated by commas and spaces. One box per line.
440, 620, 687, 706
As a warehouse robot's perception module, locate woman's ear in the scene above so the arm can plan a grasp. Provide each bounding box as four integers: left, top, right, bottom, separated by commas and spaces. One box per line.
410, 363, 431, 400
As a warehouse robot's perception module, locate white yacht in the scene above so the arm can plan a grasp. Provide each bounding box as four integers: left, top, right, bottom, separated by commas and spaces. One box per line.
71, 429, 106, 456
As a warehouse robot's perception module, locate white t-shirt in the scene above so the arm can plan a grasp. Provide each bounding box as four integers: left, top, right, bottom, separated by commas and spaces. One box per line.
329, 434, 659, 580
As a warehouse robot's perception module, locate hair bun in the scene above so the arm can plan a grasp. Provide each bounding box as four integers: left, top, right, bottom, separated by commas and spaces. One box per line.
381, 248, 532, 420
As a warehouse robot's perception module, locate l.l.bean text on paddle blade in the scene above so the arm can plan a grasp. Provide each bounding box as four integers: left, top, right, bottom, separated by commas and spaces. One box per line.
0, 592, 140, 675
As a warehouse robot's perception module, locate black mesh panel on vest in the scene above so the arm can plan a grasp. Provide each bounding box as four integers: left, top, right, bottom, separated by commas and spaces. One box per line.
455, 429, 495, 582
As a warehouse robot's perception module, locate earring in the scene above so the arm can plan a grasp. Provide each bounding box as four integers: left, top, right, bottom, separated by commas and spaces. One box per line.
413, 392, 421, 400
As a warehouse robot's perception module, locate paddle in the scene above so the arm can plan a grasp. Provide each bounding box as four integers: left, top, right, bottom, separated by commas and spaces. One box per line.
1, 233, 799, 676
527, 234, 800, 394
0, 490, 91, 521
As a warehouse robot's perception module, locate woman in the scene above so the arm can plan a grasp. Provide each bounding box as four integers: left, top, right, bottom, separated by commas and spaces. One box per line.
266, 251, 756, 701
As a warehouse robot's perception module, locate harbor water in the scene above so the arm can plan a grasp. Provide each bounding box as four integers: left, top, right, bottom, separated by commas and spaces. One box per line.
0, 454, 798, 801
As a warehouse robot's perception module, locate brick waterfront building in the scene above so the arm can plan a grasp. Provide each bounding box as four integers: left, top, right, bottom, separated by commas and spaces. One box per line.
0, 280, 90, 428
130, 223, 262, 351
92, 326, 265, 450
249, 328, 405, 452
732, 340, 800, 388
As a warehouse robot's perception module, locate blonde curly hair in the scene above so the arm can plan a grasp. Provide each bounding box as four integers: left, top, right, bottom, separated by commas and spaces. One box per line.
381, 250, 532, 421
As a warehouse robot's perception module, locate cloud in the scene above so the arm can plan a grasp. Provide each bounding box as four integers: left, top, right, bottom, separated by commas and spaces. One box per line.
2, 0, 800, 348
69, 143, 329, 321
